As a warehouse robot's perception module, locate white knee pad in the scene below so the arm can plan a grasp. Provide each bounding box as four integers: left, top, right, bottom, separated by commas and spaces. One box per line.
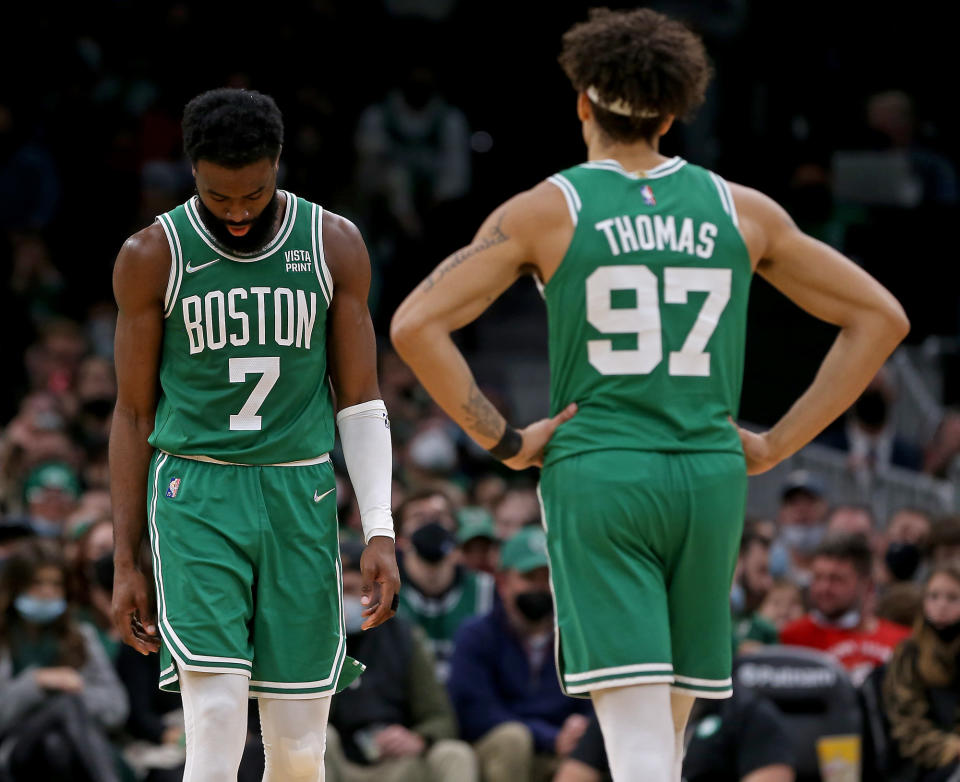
179, 670, 250, 782
260, 695, 332, 782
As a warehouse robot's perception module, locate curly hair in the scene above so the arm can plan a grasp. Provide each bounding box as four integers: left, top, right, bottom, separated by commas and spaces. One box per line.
558, 7, 712, 143
183, 88, 284, 168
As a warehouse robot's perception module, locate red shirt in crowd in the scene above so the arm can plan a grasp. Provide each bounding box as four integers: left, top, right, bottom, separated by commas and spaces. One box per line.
779, 614, 911, 685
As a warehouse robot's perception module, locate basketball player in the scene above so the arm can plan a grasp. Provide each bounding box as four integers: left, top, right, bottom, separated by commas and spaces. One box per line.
109, 89, 400, 782
391, 9, 908, 781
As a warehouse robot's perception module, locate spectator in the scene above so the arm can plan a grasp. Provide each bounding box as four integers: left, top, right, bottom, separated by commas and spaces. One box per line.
554, 684, 796, 782
928, 516, 960, 569
883, 507, 933, 584
826, 503, 876, 541
818, 366, 924, 473
326, 540, 478, 782
70, 518, 119, 660
923, 410, 960, 479
0, 538, 127, 781
493, 486, 541, 542
448, 526, 592, 782
396, 490, 495, 682
457, 506, 499, 575
19, 461, 81, 538
757, 580, 805, 632
731, 525, 778, 654
775, 470, 829, 585
882, 564, 960, 781
780, 534, 911, 685
0, 101, 61, 231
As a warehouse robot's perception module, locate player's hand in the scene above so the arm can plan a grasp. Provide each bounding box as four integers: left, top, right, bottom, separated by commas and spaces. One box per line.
34, 666, 85, 693
731, 419, 780, 475
555, 713, 590, 756
375, 724, 425, 758
112, 562, 160, 655
360, 536, 401, 630
504, 403, 578, 471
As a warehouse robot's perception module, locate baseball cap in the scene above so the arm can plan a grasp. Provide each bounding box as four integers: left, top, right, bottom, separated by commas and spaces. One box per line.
499, 526, 549, 574
23, 462, 81, 503
780, 469, 826, 501
457, 506, 497, 545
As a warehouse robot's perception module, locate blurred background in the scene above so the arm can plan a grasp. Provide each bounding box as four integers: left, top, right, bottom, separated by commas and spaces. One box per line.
2, 2, 960, 781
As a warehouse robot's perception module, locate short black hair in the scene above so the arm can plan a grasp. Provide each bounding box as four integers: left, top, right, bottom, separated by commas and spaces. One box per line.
182, 88, 283, 168
559, 7, 711, 144
813, 534, 873, 580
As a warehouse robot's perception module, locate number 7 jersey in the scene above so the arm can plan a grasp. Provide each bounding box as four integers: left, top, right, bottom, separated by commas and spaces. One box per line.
148, 191, 336, 464
542, 158, 752, 467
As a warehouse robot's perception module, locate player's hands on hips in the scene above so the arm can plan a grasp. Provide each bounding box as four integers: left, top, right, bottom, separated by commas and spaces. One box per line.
732, 419, 780, 475
504, 403, 578, 470
360, 536, 401, 630
112, 563, 160, 655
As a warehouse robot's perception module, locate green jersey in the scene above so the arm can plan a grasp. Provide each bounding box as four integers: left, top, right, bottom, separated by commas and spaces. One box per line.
543, 157, 752, 466
148, 191, 335, 464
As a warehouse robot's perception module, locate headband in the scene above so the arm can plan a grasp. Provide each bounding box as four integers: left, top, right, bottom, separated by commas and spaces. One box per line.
586, 86, 660, 119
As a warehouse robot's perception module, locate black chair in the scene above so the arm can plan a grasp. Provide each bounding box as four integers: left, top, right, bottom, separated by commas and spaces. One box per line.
734, 646, 862, 782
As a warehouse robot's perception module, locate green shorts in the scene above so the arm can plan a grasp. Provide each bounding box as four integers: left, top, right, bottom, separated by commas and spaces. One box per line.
147, 451, 364, 699
539, 449, 746, 699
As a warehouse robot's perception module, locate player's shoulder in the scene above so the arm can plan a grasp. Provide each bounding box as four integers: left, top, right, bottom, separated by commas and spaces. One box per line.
320, 209, 369, 287
113, 222, 171, 298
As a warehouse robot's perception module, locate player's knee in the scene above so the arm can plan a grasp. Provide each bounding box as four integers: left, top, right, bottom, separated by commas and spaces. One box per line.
267, 732, 325, 779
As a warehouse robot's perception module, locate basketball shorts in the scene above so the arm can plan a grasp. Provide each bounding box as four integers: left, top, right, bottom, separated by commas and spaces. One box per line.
538, 449, 746, 699
146, 451, 364, 698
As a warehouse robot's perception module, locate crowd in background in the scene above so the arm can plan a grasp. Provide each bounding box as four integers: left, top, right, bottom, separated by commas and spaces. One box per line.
3, 1, 960, 781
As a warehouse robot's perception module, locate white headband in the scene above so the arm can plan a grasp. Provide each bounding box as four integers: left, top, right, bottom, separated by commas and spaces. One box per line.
586, 86, 660, 119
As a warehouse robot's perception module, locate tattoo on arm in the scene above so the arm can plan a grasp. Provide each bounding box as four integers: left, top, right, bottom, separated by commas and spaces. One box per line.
461, 380, 504, 441
421, 211, 510, 292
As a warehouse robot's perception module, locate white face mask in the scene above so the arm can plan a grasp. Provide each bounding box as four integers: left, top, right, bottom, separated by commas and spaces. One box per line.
343, 596, 366, 635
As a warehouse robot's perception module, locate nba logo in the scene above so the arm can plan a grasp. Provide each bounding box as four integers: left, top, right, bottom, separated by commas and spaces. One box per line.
166, 478, 181, 499
641, 185, 656, 206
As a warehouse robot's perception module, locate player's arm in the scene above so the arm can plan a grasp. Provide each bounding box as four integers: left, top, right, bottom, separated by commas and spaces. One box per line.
390, 183, 577, 469
731, 184, 910, 474
110, 224, 169, 654
324, 212, 399, 630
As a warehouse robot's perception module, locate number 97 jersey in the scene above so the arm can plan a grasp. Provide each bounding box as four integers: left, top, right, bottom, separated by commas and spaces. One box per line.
148, 191, 335, 464
542, 158, 751, 467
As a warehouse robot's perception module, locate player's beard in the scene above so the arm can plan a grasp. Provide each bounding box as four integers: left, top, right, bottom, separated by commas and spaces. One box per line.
195, 189, 282, 254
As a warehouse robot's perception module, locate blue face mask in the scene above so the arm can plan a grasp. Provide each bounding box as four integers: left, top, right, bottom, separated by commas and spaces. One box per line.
14, 594, 67, 624
730, 582, 746, 614
343, 596, 366, 635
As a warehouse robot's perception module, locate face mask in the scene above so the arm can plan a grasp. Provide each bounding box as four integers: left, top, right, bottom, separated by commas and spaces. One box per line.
410, 521, 456, 564
730, 582, 746, 614
779, 523, 826, 555
408, 427, 457, 473
854, 389, 888, 429
343, 595, 366, 635
515, 590, 553, 622
925, 617, 960, 644
92, 553, 114, 591
29, 519, 63, 539
15, 594, 67, 624
768, 542, 791, 577
885, 542, 921, 581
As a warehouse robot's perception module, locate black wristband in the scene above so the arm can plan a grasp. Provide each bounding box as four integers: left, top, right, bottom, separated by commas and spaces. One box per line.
488, 425, 522, 461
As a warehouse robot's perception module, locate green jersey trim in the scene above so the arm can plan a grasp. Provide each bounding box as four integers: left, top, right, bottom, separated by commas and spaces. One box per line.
310, 203, 334, 305
547, 174, 582, 226
157, 212, 184, 319
183, 190, 297, 262
708, 172, 739, 227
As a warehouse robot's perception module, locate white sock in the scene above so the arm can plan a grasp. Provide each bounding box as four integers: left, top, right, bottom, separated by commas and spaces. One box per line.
592, 684, 674, 782
259, 695, 332, 781
670, 691, 696, 782
179, 670, 250, 782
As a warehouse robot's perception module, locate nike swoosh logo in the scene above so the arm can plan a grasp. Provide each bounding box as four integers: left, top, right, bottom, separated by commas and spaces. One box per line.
314, 487, 335, 503
185, 258, 220, 273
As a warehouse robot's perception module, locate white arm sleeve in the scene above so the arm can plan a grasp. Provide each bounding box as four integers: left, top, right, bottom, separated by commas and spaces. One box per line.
336, 399, 394, 544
